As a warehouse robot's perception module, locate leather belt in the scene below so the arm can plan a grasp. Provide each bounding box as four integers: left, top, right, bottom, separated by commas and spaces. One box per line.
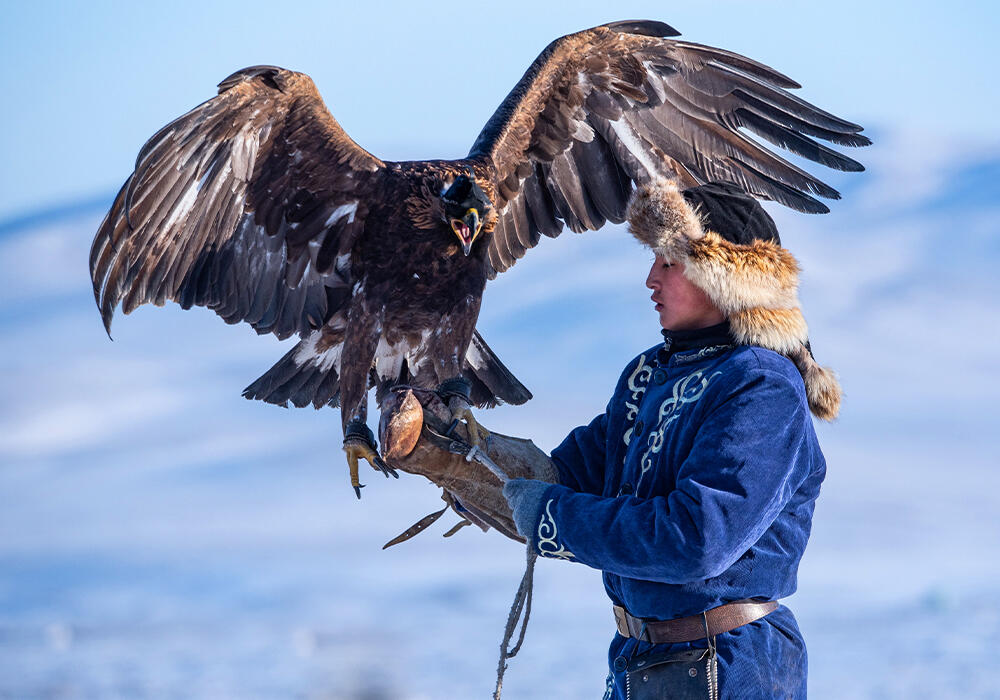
613, 599, 778, 644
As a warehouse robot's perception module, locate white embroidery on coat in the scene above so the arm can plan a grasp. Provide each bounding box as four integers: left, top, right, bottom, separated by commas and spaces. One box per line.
635, 369, 724, 491
602, 671, 615, 700
673, 344, 733, 364
536, 498, 575, 560
623, 354, 653, 447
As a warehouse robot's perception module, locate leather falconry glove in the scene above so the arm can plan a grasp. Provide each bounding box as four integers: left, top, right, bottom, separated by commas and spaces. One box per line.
376, 387, 559, 547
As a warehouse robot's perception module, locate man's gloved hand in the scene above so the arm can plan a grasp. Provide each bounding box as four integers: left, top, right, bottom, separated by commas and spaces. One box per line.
502, 478, 552, 539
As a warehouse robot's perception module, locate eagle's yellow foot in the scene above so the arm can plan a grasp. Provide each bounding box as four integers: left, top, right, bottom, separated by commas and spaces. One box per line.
343, 421, 398, 499
451, 402, 490, 448
437, 377, 489, 447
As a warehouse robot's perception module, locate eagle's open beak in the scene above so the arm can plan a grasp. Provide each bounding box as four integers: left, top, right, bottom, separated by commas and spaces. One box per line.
450, 208, 481, 256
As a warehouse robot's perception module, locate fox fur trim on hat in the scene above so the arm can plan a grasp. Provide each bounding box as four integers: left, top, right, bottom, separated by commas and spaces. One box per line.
627, 180, 841, 421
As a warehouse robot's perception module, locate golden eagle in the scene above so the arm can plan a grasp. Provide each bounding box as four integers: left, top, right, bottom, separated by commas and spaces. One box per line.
89, 20, 868, 496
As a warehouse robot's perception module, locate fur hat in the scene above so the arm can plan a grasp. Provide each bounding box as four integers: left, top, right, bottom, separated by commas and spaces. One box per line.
627, 180, 841, 421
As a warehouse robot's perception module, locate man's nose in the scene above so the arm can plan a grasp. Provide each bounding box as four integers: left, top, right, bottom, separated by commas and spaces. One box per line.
645, 266, 658, 290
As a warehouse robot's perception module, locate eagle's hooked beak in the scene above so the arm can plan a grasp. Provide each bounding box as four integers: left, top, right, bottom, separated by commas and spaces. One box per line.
450, 208, 481, 256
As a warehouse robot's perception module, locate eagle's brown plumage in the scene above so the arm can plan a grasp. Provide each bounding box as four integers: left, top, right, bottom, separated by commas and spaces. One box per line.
89, 20, 868, 490
469, 20, 868, 276
91, 66, 380, 342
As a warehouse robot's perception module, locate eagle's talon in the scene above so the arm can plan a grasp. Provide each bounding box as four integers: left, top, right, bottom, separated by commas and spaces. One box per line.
375, 454, 398, 479
438, 377, 489, 446
365, 447, 396, 479
343, 439, 387, 498
451, 402, 490, 448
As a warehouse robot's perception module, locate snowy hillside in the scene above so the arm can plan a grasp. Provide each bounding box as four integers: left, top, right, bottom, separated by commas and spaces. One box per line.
1, 130, 998, 698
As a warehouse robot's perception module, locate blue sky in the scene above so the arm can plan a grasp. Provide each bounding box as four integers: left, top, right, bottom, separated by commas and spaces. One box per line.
1, 0, 998, 220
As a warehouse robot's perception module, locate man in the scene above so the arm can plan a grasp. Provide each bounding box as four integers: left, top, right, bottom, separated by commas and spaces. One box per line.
503, 180, 840, 699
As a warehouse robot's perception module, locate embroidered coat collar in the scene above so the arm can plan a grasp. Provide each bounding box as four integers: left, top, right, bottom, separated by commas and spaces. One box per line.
658, 322, 733, 364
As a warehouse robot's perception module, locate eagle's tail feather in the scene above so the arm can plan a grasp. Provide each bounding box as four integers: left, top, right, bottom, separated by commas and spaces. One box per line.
242, 342, 341, 409
243, 330, 530, 412
464, 330, 532, 408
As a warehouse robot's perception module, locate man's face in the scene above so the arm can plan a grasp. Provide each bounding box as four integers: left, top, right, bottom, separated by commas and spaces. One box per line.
645, 255, 726, 331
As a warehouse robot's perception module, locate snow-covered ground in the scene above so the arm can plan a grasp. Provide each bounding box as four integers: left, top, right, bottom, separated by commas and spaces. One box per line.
1, 131, 999, 698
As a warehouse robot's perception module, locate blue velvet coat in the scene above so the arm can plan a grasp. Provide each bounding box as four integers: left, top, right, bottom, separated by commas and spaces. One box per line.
525, 326, 826, 699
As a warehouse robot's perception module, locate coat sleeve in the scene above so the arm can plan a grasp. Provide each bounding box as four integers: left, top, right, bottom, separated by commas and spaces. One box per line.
548, 409, 610, 494
527, 369, 818, 582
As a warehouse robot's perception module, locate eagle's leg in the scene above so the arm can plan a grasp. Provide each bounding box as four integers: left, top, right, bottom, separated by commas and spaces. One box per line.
430, 296, 489, 447
339, 301, 397, 498
438, 377, 490, 447
451, 400, 491, 447
343, 420, 398, 499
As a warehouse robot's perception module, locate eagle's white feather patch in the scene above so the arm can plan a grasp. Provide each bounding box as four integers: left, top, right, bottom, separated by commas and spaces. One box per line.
610, 119, 660, 178
572, 120, 595, 142
465, 342, 486, 371
642, 62, 668, 104
231, 125, 260, 181
163, 180, 201, 229
406, 329, 434, 374
294, 332, 343, 373
325, 201, 358, 227
205, 164, 232, 203
370, 328, 434, 381
373, 336, 403, 380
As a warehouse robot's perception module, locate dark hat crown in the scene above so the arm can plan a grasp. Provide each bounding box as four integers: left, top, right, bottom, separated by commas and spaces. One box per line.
682, 181, 780, 246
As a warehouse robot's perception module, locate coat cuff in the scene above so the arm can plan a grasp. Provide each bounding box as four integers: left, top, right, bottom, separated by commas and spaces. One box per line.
503, 478, 555, 540
528, 484, 579, 561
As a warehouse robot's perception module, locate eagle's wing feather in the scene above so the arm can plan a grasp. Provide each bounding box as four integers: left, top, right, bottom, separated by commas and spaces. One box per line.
470, 22, 870, 277
90, 66, 383, 340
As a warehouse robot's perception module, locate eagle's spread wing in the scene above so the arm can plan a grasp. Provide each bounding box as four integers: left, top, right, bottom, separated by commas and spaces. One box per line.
90, 66, 383, 340
469, 20, 870, 277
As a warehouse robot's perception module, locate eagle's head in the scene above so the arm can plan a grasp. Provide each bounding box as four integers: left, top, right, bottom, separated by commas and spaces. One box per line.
442, 174, 492, 256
